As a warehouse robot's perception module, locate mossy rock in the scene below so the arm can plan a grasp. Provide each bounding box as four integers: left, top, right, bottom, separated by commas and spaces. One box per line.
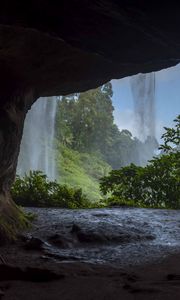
0, 193, 31, 243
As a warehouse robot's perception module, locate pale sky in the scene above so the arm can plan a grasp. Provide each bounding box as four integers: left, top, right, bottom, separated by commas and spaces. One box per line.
112, 63, 180, 142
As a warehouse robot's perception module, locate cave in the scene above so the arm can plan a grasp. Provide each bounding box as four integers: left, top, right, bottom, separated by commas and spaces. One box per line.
0, 1, 180, 299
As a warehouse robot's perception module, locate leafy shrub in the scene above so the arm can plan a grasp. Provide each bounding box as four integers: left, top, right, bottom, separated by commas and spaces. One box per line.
100, 115, 180, 209
11, 171, 91, 208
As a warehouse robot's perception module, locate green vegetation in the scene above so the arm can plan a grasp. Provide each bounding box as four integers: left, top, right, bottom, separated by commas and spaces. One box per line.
56, 144, 111, 201
55, 83, 157, 169
0, 198, 33, 242
12, 170, 107, 208
54, 83, 157, 201
14, 83, 179, 210
100, 115, 180, 209
12, 171, 92, 208
12, 116, 179, 209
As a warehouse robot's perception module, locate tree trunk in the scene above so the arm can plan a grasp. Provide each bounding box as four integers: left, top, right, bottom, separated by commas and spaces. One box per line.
0, 90, 36, 242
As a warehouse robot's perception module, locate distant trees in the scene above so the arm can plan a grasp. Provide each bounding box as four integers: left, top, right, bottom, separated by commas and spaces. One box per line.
56, 83, 114, 152
55, 83, 158, 169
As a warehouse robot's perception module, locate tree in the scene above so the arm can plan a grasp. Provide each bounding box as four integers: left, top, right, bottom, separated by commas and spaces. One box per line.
100, 115, 180, 208
159, 115, 180, 152
55, 82, 158, 169
55, 83, 114, 153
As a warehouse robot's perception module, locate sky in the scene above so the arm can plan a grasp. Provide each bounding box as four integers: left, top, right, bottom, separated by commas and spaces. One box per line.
112, 63, 180, 142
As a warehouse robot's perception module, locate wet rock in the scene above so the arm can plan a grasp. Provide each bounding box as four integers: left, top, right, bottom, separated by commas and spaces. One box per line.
71, 224, 107, 244
92, 213, 109, 218
77, 231, 107, 243
145, 234, 155, 240
71, 224, 81, 234
48, 234, 73, 248
40, 255, 51, 261
24, 237, 44, 251
17, 234, 29, 243
44, 252, 79, 261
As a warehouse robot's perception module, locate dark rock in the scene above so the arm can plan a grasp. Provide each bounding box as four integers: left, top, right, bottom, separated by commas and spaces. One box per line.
0, 256, 5, 264
166, 274, 180, 281
71, 224, 81, 234
48, 234, 73, 248
24, 267, 64, 282
77, 231, 107, 244
44, 252, 79, 261
0, 289, 4, 299
17, 234, 29, 243
92, 213, 109, 218
71, 224, 107, 243
24, 237, 44, 251
0, 264, 64, 282
123, 284, 131, 290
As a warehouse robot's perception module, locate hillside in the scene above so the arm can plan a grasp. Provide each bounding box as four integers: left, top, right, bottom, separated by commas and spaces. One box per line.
56, 144, 111, 201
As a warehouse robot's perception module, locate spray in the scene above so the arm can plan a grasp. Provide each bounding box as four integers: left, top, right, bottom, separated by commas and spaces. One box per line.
130, 73, 157, 165
17, 96, 58, 180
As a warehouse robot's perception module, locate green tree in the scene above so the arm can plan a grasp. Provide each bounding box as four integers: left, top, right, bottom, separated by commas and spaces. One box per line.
159, 115, 180, 152
100, 115, 180, 208
55, 82, 158, 169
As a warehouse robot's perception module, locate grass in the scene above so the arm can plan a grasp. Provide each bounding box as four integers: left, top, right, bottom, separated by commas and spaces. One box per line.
56, 145, 111, 201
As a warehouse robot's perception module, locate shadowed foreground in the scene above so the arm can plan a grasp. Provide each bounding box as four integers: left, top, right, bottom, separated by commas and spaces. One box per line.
1, 207, 180, 299
0, 253, 180, 299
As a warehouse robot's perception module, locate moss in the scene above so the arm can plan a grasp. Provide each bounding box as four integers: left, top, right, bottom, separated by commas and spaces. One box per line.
0, 196, 31, 242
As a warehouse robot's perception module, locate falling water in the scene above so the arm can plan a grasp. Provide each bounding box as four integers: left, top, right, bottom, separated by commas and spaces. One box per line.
17, 96, 58, 180
130, 73, 158, 165
130, 73, 156, 141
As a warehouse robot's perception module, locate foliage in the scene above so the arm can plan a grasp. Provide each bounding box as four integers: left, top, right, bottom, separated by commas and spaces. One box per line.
100, 115, 180, 209
56, 144, 111, 201
159, 115, 180, 152
55, 83, 158, 169
56, 84, 114, 153
11, 171, 92, 209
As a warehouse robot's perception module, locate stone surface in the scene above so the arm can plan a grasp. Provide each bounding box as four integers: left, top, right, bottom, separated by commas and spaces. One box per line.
24, 237, 44, 251
1, 1, 180, 97
0, 1, 180, 236
0, 264, 64, 282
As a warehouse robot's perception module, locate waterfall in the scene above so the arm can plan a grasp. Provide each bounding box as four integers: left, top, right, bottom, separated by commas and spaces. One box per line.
130, 73, 158, 165
17, 96, 58, 180
130, 73, 156, 141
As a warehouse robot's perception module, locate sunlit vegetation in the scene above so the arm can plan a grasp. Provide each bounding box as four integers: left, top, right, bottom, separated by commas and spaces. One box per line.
100, 116, 180, 209
54, 83, 157, 201
12, 171, 92, 208
14, 82, 179, 209
55, 83, 158, 169
56, 144, 111, 201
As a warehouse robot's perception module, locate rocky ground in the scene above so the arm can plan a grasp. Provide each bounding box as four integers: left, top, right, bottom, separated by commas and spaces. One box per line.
1, 207, 180, 299
1, 247, 180, 299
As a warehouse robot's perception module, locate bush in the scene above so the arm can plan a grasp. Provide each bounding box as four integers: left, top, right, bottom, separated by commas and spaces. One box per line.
11, 171, 91, 208
100, 115, 180, 209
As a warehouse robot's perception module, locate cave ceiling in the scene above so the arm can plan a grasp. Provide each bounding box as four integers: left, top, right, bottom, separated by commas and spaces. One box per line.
0, 1, 180, 97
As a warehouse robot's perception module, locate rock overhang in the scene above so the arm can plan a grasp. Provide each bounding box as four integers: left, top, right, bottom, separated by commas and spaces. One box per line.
0, 1, 180, 96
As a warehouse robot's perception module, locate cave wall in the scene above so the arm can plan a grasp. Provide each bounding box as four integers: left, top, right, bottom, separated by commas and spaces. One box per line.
0, 1, 180, 208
